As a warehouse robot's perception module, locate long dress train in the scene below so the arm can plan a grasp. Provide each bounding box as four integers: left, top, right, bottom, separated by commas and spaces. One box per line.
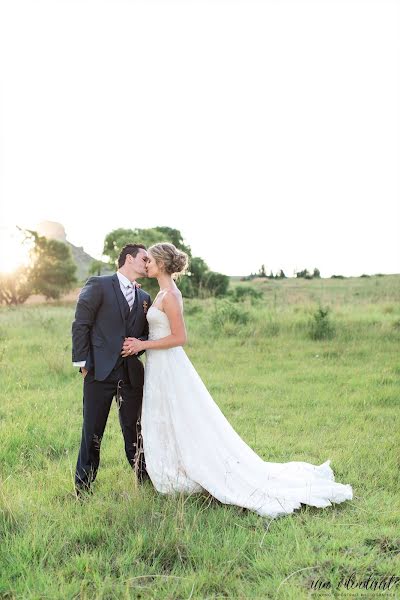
141, 306, 353, 518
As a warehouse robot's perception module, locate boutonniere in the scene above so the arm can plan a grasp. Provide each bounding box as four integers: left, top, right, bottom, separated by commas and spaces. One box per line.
143, 300, 149, 314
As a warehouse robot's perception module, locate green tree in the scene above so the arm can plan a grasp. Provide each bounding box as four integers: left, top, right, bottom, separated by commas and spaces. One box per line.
153, 226, 191, 256
296, 268, 312, 279
0, 266, 31, 305
201, 271, 229, 297
27, 231, 77, 300
103, 227, 192, 267
185, 256, 209, 296
102, 227, 229, 298
89, 259, 108, 276
179, 257, 229, 298
103, 227, 193, 297
258, 264, 267, 278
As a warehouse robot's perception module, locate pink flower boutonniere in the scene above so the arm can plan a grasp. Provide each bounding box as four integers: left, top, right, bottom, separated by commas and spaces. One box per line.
143, 300, 149, 314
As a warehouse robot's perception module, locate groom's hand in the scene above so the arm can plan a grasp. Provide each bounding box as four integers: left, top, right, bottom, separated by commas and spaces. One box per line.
121, 337, 141, 357
81, 367, 88, 378
121, 338, 135, 357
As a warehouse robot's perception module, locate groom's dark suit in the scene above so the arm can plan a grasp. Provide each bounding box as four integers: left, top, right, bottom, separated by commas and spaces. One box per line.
72, 272, 151, 492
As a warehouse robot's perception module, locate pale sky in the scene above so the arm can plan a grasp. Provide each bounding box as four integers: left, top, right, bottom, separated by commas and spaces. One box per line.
0, 0, 399, 277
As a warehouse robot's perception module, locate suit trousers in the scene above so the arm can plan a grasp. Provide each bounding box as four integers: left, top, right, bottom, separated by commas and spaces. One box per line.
75, 357, 147, 490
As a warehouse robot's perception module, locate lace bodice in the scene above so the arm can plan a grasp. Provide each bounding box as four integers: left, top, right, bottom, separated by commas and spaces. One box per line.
147, 306, 171, 340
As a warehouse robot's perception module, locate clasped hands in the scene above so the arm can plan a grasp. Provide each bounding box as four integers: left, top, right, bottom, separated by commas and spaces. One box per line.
121, 337, 145, 357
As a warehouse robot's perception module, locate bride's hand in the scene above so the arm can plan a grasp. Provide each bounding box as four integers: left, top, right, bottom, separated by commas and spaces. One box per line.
121, 337, 144, 357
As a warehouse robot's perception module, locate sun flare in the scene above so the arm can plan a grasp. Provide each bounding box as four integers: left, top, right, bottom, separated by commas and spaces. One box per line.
0, 227, 33, 275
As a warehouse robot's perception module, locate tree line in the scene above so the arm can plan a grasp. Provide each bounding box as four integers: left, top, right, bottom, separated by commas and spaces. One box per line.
101, 227, 229, 299
0, 226, 385, 306
243, 265, 321, 280
0, 226, 230, 305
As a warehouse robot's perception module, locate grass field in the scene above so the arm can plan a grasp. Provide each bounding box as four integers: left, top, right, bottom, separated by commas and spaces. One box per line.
0, 275, 399, 599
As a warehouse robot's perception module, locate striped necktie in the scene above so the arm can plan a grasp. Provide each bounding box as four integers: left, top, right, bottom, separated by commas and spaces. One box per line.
125, 283, 135, 311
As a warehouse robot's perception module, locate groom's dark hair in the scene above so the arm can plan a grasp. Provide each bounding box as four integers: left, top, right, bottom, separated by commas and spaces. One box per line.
118, 244, 147, 268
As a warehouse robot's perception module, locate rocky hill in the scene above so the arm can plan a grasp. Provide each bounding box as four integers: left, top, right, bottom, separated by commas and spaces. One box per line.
35, 220, 113, 281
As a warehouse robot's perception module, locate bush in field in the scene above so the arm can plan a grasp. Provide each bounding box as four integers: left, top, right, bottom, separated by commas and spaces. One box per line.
392, 319, 400, 331
296, 268, 320, 280
201, 271, 229, 297
308, 306, 335, 340
229, 286, 263, 304
211, 300, 249, 332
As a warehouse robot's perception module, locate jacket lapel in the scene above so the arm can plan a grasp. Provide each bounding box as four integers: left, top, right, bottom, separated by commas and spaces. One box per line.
112, 273, 128, 324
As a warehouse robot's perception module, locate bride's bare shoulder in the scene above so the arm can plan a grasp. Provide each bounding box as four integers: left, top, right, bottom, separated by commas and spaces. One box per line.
162, 288, 183, 309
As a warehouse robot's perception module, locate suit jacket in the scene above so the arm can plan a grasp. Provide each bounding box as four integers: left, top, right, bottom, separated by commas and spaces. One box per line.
71, 273, 152, 381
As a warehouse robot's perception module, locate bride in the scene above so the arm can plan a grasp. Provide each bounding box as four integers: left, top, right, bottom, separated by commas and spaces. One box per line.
121, 243, 353, 518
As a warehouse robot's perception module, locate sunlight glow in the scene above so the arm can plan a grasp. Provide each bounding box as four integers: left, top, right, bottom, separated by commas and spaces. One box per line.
0, 227, 33, 274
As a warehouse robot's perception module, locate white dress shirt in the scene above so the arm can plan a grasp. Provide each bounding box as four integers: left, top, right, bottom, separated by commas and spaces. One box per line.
73, 271, 136, 368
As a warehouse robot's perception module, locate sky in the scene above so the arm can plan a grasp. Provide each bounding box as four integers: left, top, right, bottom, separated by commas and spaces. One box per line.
0, 0, 399, 277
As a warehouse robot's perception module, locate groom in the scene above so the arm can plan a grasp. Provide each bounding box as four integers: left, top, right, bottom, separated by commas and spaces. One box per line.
72, 243, 152, 496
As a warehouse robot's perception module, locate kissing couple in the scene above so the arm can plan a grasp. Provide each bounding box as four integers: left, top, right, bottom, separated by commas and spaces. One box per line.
72, 242, 353, 518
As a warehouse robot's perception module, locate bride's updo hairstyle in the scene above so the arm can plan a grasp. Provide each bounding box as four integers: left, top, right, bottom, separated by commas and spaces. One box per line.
148, 242, 189, 279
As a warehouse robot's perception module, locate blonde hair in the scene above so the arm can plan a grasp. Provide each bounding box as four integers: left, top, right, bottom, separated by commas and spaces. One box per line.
148, 242, 189, 279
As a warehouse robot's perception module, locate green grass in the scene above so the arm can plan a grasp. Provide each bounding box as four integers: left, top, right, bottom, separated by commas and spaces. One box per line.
0, 275, 399, 598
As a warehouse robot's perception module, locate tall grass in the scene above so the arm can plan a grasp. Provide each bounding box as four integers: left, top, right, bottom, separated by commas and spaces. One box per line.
0, 275, 399, 598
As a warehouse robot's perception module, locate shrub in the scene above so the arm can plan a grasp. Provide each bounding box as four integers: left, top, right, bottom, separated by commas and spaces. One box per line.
229, 286, 263, 304
202, 271, 230, 297
392, 319, 400, 331
308, 306, 335, 340
211, 300, 249, 332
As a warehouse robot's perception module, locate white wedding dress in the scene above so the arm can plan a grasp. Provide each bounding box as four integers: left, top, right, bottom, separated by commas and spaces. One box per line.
141, 306, 353, 518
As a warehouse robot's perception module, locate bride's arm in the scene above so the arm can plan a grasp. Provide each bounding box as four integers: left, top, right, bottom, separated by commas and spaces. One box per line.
121, 293, 187, 355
